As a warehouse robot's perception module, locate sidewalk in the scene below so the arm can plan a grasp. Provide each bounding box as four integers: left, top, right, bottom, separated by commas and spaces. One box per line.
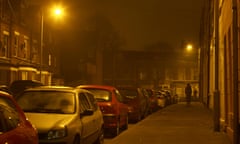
106, 102, 232, 144
149, 102, 232, 144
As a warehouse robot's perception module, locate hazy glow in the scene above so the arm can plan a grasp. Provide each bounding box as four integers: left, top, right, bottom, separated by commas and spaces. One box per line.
55, 9, 62, 15
50, 5, 65, 19
186, 44, 193, 52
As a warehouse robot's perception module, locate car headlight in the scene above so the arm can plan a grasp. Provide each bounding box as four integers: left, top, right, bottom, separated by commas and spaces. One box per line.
47, 127, 67, 139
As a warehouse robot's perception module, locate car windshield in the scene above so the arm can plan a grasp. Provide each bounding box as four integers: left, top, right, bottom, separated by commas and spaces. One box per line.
118, 89, 138, 100
83, 88, 111, 102
16, 91, 76, 114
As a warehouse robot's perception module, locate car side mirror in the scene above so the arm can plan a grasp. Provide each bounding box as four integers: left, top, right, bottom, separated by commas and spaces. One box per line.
80, 109, 94, 117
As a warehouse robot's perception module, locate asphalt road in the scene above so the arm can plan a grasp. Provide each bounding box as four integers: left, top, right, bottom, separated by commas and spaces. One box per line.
104, 102, 231, 144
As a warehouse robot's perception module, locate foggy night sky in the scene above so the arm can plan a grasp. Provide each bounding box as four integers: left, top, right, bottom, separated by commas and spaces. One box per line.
99, 0, 204, 50
65, 0, 204, 50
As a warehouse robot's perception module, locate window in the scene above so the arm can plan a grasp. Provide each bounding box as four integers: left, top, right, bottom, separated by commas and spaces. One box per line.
114, 89, 124, 103
78, 93, 91, 113
21, 71, 28, 80
13, 32, 20, 57
0, 31, 9, 58
119, 89, 138, 99
19, 36, 28, 59
17, 91, 75, 114
31, 40, 38, 62
23, 38, 28, 59
85, 92, 98, 111
83, 88, 111, 102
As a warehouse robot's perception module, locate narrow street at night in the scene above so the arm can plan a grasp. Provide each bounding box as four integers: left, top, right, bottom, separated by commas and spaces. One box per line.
105, 102, 231, 144
0, 1, 240, 144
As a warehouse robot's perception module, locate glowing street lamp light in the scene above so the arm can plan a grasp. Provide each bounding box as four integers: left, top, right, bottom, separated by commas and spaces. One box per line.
51, 6, 64, 19
54, 9, 62, 15
186, 44, 193, 52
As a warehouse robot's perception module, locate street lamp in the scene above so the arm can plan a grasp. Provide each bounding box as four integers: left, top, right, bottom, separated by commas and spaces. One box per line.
54, 8, 62, 16
40, 8, 44, 82
186, 44, 193, 52
39, 6, 63, 82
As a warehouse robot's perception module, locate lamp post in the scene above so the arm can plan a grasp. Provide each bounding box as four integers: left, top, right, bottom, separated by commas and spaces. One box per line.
39, 6, 63, 82
40, 8, 44, 82
184, 43, 199, 86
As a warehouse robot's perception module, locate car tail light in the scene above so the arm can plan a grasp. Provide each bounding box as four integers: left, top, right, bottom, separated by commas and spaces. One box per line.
99, 103, 117, 114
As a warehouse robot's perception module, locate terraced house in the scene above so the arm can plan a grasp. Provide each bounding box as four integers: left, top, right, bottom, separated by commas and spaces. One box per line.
200, 0, 240, 143
0, 0, 61, 85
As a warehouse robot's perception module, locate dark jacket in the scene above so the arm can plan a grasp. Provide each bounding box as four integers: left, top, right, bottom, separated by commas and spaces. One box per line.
185, 84, 192, 96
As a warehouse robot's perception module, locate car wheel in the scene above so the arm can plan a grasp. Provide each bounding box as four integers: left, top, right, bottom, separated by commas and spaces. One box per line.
94, 128, 104, 144
73, 135, 80, 144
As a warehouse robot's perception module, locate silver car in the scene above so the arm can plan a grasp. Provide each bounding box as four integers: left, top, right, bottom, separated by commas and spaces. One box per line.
16, 86, 104, 144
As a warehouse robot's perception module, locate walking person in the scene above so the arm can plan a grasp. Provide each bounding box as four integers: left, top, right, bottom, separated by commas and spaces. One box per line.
185, 83, 192, 105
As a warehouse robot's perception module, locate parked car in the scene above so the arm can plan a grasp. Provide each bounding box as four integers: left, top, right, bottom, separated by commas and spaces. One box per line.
145, 88, 159, 113
155, 91, 167, 108
140, 88, 152, 114
77, 85, 128, 137
0, 91, 38, 144
0, 85, 11, 94
15, 86, 104, 144
117, 86, 149, 123
160, 89, 172, 105
9, 80, 44, 98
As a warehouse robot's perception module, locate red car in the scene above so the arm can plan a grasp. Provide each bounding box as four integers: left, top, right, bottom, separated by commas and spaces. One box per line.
117, 86, 149, 123
77, 85, 128, 136
145, 89, 159, 113
0, 91, 38, 144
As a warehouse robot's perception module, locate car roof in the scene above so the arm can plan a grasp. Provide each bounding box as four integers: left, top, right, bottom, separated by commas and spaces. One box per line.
77, 85, 116, 91
116, 86, 141, 90
0, 90, 13, 98
22, 85, 90, 93
9, 80, 44, 94
9, 80, 43, 86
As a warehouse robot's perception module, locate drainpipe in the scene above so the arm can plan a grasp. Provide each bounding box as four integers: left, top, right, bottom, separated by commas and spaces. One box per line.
213, 0, 220, 132
232, 0, 239, 143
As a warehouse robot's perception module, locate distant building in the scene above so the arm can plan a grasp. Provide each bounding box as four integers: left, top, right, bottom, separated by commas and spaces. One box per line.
102, 50, 199, 94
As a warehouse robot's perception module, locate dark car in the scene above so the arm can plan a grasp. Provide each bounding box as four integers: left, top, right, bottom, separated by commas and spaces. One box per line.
9, 80, 44, 97
155, 90, 167, 108
0, 91, 39, 144
145, 88, 159, 113
16, 86, 104, 144
77, 85, 129, 137
160, 89, 172, 105
0, 85, 11, 94
117, 86, 149, 123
